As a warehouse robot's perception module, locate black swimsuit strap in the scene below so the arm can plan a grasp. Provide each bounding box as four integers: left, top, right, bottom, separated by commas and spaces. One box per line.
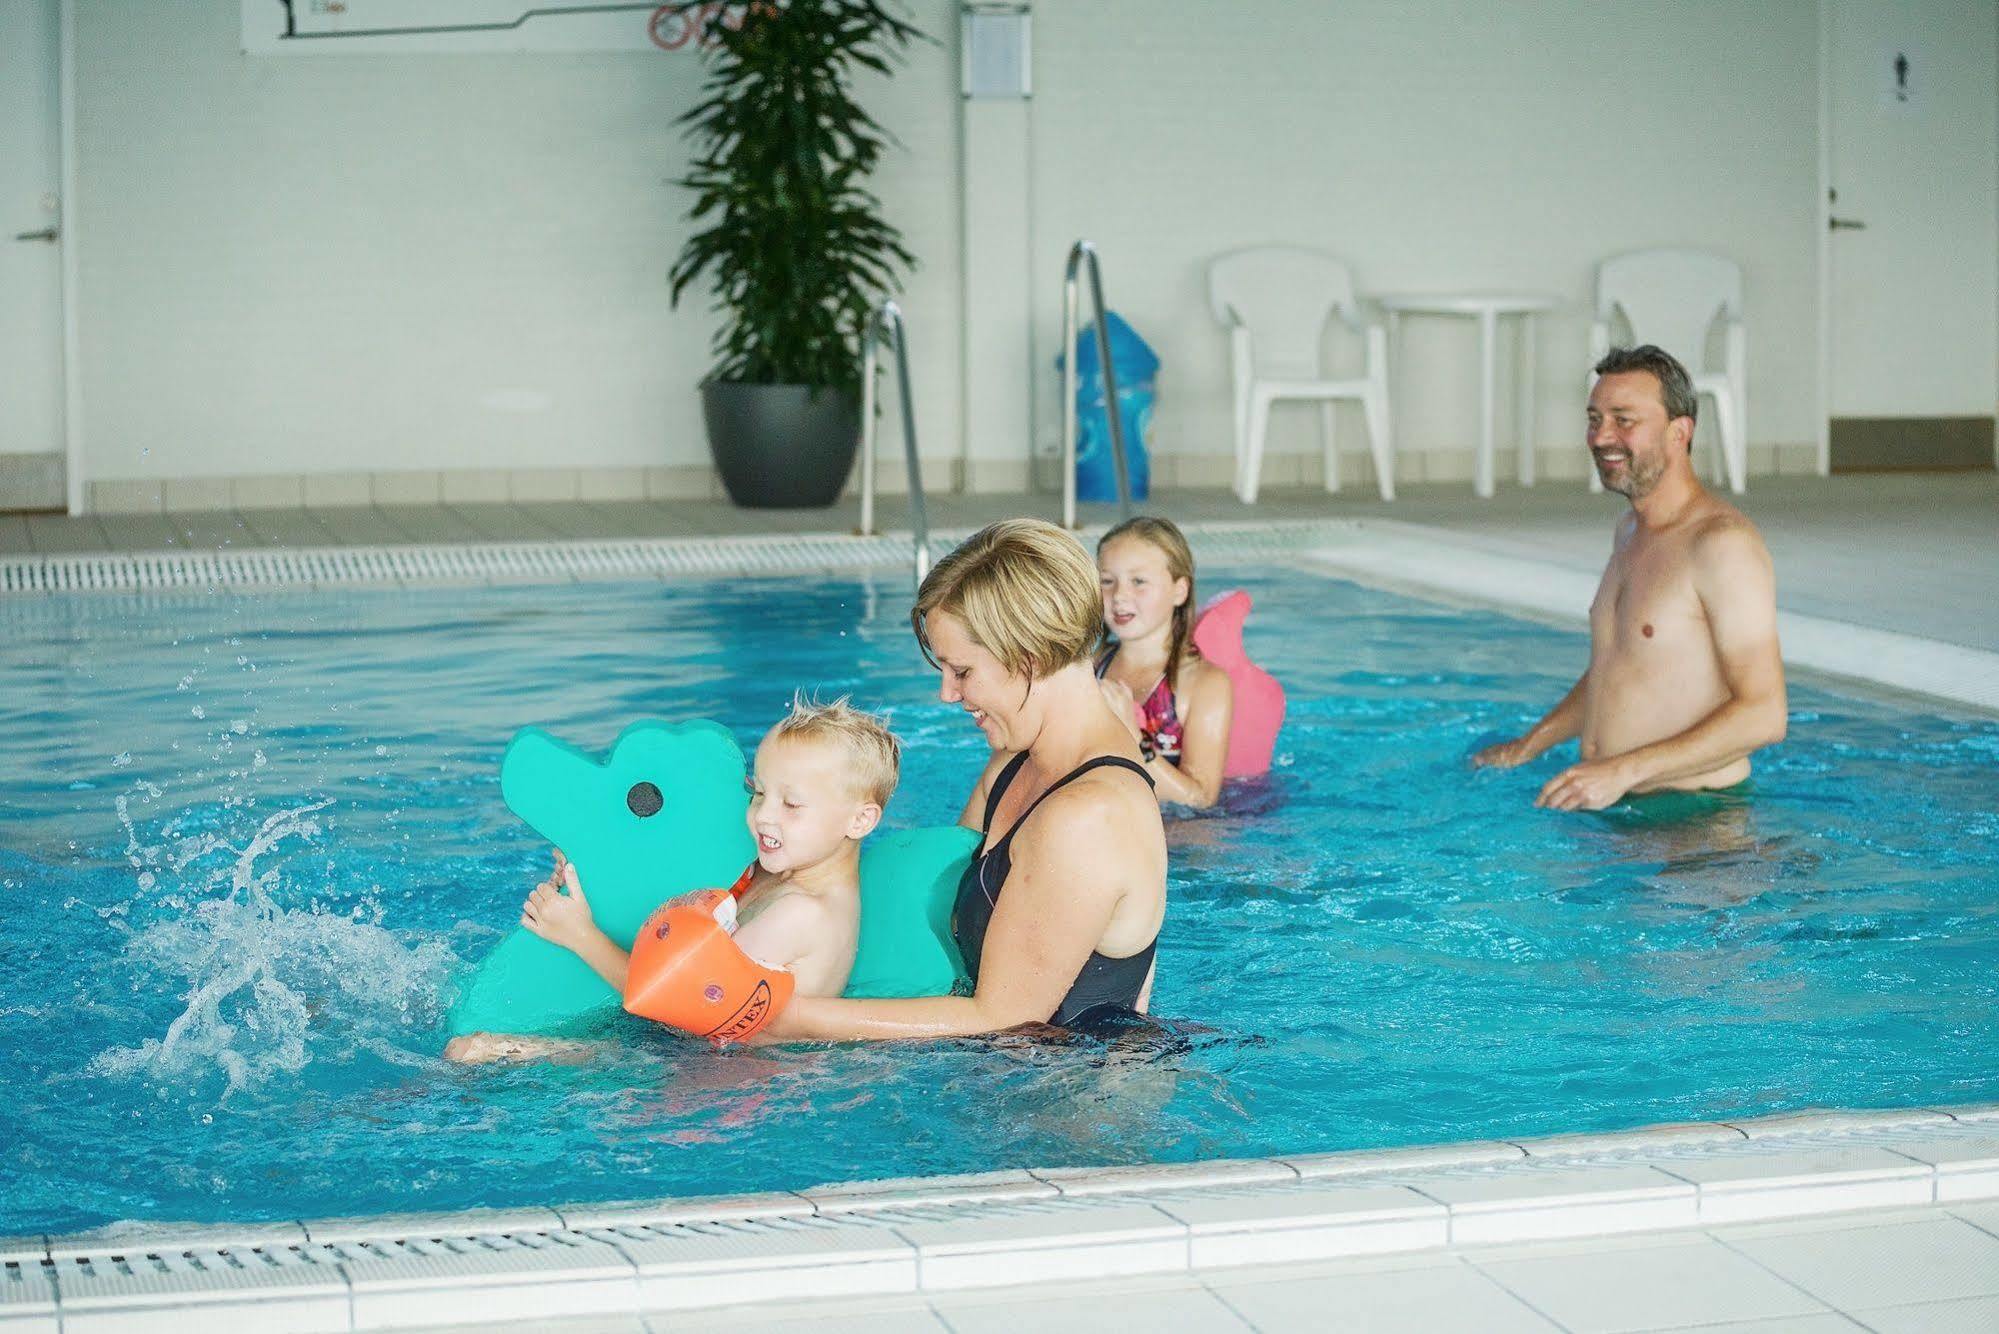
980, 751, 1034, 832
983, 754, 1153, 857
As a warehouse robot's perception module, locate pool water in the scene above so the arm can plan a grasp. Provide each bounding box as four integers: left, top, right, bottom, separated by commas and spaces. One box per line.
5, 565, 1997, 1237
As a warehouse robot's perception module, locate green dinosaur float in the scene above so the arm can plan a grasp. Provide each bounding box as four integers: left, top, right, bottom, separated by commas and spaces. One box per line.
448, 719, 977, 1037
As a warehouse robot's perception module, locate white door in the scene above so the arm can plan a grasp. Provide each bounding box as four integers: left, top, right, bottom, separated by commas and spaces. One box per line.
0, 0, 66, 510
1824, 0, 1999, 469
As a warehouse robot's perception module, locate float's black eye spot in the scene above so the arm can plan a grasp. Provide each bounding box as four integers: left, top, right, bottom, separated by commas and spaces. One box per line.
626, 782, 663, 818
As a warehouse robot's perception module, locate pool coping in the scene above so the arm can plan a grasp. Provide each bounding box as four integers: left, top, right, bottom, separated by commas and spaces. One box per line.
6, 1105, 1997, 1330
1297, 519, 1999, 717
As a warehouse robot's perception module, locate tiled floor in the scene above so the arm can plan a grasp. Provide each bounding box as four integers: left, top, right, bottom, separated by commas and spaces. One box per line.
410, 1200, 1999, 1333
5, 472, 1995, 650
22, 1112, 1997, 1334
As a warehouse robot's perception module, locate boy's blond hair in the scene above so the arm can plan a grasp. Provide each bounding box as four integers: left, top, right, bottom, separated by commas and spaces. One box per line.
911, 518, 1103, 681
769, 695, 900, 808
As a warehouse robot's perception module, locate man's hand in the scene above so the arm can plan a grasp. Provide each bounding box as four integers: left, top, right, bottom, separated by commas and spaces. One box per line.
1535, 757, 1635, 811
1472, 735, 1540, 769
522, 860, 602, 954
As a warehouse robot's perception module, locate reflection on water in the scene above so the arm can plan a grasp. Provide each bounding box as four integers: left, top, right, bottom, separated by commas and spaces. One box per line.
2, 570, 1996, 1236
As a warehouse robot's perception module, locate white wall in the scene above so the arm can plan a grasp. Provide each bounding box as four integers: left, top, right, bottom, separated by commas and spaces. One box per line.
66, 0, 1991, 500
1826, 0, 1999, 419
1024, 0, 1826, 479
71, 0, 962, 490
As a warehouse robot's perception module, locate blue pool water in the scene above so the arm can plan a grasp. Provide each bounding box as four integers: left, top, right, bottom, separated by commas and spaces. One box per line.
4, 564, 1998, 1237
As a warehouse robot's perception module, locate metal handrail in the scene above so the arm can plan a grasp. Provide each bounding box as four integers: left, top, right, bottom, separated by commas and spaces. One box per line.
856, 300, 932, 582
1060, 239, 1133, 530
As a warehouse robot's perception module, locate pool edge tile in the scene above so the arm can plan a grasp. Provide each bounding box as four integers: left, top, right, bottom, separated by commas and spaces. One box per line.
805, 1170, 1057, 1214
888, 1201, 1190, 1293
1936, 1160, 1999, 1203
1154, 1184, 1449, 1270
1413, 1165, 1700, 1245
1509, 1121, 1748, 1158
1660, 1160, 1937, 1224
558, 1192, 817, 1230
593, 1216, 917, 1313
1722, 1108, 1957, 1139
1029, 1157, 1299, 1197
1931, 1102, 1999, 1125
333, 1232, 636, 1332
1282, 1140, 1528, 1180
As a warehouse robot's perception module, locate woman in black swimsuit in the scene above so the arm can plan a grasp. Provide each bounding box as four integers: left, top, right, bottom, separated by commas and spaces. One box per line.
761, 519, 1167, 1039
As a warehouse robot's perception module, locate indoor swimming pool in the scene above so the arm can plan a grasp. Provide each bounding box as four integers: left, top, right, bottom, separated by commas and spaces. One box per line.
5, 562, 1996, 1237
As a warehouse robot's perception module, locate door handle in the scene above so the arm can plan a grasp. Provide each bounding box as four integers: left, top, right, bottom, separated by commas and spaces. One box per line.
1827, 217, 1867, 231
12, 227, 59, 243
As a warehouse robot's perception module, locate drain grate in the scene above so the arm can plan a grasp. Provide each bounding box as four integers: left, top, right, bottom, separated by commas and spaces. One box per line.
0, 521, 1356, 596
14, 1106, 1999, 1329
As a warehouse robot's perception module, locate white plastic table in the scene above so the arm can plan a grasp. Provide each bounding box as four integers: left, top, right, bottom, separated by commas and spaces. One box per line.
1377, 292, 1559, 498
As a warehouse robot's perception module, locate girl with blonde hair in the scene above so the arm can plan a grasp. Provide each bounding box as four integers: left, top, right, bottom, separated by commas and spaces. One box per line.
1094, 516, 1235, 808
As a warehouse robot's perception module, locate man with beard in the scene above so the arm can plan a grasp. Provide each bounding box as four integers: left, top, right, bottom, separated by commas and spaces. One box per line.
1473, 345, 1787, 810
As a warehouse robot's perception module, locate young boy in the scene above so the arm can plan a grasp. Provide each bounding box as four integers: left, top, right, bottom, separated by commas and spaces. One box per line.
445, 698, 897, 1062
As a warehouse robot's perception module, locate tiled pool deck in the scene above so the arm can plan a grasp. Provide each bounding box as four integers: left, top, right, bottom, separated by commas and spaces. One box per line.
4, 1108, 1997, 1332
6, 472, 1996, 1330
4, 472, 1995, 652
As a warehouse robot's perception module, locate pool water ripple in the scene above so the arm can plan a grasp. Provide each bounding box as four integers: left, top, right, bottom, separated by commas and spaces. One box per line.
3, 568, 1997, 1236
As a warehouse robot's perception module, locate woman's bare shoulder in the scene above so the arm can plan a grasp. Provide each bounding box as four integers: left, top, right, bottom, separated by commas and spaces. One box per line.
1041, 754, 1159, 829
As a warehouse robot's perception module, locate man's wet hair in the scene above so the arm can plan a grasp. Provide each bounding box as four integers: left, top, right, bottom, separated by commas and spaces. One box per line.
1594, 344, 1698, 428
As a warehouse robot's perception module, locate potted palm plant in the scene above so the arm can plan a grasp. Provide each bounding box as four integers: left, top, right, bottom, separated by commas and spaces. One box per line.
669, 1, 924, 508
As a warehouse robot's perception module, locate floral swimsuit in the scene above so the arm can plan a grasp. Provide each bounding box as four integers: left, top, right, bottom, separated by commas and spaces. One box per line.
1094, 647, 1183, 765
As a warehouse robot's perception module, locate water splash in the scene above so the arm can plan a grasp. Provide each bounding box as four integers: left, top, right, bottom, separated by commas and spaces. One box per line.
89, 800, 457, 1097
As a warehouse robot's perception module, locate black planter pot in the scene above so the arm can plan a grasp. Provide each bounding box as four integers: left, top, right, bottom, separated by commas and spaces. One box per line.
701, 381, 860, 509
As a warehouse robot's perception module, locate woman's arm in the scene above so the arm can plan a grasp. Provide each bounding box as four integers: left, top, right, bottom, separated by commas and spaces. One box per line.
1145, 662, 1233, 807
759, 788, 1128, 1041
957, 748, 1015, 830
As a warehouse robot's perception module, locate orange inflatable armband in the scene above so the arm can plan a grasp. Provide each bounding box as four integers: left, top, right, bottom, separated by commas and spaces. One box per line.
622, 889, 795, 1044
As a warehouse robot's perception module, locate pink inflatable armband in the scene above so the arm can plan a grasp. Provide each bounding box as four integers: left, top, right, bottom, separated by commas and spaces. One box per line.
1192, 590, 1285, 778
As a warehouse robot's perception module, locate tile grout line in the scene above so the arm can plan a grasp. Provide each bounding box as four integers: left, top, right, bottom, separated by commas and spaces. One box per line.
1456, 1250, 1581, 1334
1704, 1227, 1872, 1327
1874, 1143, 1950, 1187
1950, 1206, 1999, 1245
1193, 1271, 1266, 1333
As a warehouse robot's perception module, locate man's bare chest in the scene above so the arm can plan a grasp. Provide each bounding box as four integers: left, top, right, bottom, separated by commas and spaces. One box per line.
1591, 538, 1703, 648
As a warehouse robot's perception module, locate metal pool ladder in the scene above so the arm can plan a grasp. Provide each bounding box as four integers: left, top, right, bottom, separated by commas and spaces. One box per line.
856, 300, 932, 582
1061, 239, 1134, 530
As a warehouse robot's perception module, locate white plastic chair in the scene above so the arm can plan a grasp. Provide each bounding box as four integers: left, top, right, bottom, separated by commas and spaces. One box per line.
1208, 247, 1394, 503
1587, 248, 1748, 494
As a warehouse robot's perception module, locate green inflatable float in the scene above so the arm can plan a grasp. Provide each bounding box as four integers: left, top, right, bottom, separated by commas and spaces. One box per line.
447, 719, 978, 1037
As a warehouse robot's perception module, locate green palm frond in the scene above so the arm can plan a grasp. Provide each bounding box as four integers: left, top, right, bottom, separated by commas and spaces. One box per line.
667, 1, 926, 398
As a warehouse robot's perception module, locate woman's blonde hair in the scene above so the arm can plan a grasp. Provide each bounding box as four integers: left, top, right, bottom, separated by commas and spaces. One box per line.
911, 519, 1103, 681
1098, 515, 1199, 689
769, 694, 900, 808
